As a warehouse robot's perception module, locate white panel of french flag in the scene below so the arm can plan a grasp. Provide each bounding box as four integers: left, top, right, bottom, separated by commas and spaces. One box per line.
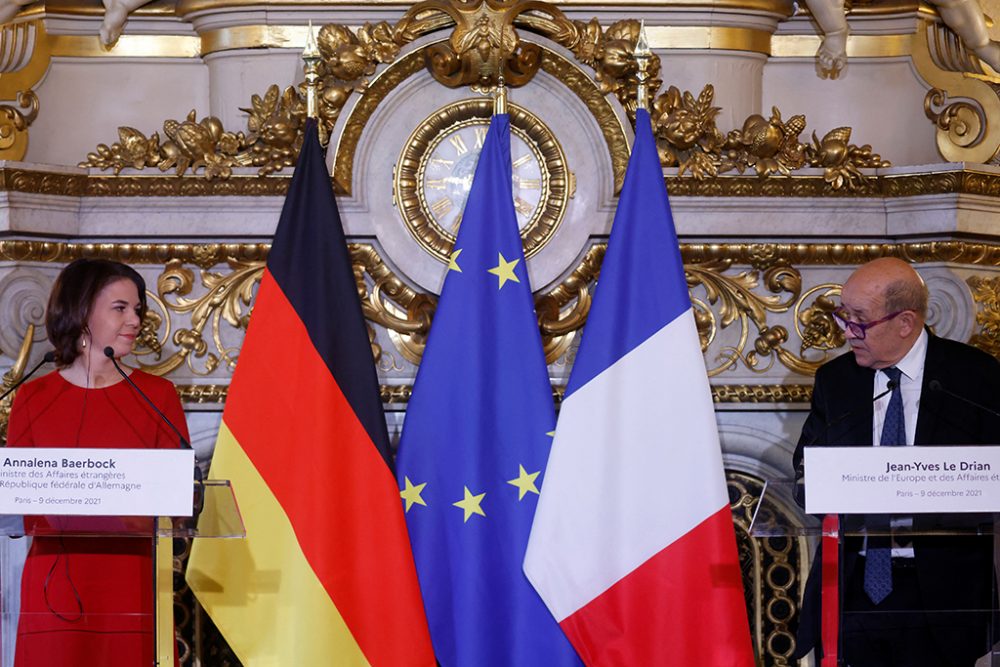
524, 110, 755, 666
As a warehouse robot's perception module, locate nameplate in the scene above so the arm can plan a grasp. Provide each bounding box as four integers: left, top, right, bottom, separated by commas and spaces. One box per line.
0, 448, 195, 516
804, 445, 1000, 514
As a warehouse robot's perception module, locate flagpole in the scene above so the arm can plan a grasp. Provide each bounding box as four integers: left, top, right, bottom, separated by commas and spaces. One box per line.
634, 20, 652, 112
302, 20, 320, 119
494, 75, 508, 115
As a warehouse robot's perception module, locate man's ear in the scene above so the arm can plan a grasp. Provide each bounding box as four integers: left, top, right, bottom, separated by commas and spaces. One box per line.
897, 310, 919, 337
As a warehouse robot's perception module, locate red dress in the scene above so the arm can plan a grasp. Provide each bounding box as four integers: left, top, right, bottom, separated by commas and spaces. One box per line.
6, 369, 187, 667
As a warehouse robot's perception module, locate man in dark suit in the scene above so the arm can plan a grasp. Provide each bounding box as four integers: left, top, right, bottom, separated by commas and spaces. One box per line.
792, 257, 1000, 667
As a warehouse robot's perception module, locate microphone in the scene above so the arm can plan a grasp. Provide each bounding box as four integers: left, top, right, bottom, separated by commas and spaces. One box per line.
104, 347, 204, 515
0, 350, 56, 403
104, 345, 193, 449
810, 379, 897, 445
927, 379, 1000, 419
795, 379, 899, 506
103, 346, 192, 450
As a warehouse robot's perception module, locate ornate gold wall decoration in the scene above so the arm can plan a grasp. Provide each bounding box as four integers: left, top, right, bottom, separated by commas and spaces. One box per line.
0, 20, 49, 161
653, 85, 723, 178
83, 19, 407, 174
0, 21, 51, 101
968, 275, 1000, 357
333, 41, 627, 196
398, 0, 548, 88
0, 324, 33, 444
240, 86, 305, 176
331, 48, 426, 194
176, 384, 229, 404
648, 84, 889, 189
726, 106, 807, 178
684, 261, 835, 376
3, 240, 1000, 404
21, 162, 1000, 199
79, 93, 304, 179
913, 17, 1000, 163
924, 88, 985, 157
0, 163, 950, 198
133, 259, 263, 376
537, 51, 630, 194
713, 384, 813, 403
536, 244, 602, 362
352, 244, 435, 365
795, 284, 846, 354
6, 239, 1000, 268
175, 382, 816, 406
0, 241, 272, 266
76, 3, 886, 190
0, 90, 38, 161
556, 18, 662, 118
313, 21, 405, 146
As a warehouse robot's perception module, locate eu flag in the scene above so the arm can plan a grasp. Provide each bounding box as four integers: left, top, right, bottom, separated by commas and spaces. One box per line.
396, 113, 582, 667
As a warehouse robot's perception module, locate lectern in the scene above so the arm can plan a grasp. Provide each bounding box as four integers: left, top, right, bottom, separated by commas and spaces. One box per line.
0, 457, 243, 667
751, 473, 1000, 667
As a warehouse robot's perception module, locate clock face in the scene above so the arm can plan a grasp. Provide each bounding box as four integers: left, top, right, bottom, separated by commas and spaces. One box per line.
394, 99, 571, 264
419, 121, 545, 235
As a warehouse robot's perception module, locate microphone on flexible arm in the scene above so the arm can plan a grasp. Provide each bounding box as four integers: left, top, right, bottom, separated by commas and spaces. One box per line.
0, 350, 57, 403
803, 379, 897, 448
927, 379, 1000, 420
103, 347, 204, 513
795, 379, 898, 506
104, 347, 191, 449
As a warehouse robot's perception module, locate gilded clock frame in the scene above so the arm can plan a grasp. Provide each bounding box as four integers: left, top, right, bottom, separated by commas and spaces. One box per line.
393, 97, 572, 264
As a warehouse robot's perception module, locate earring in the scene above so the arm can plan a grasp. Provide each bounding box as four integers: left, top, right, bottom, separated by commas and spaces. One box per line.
81, 337, 86, 349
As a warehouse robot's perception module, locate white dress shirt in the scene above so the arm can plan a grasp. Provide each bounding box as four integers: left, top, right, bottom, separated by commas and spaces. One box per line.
869, 328, 927, 557
872, 328, 927, 447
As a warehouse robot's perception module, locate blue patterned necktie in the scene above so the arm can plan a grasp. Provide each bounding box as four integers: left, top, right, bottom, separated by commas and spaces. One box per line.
864, 365, 905, 604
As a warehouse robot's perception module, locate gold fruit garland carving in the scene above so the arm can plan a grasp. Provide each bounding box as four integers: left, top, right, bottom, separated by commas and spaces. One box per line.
76, 0, 889, 191
79, 89, 305, 179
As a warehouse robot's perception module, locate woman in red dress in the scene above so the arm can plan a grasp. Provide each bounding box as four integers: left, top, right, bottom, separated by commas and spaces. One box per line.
6, 258, 188, 666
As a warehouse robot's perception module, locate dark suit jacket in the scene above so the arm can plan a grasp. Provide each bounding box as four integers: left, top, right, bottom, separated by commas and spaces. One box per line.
792, 333, 1000, 663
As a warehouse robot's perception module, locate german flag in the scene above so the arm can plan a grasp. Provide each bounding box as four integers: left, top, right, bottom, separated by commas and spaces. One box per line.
187, 119, 434, 666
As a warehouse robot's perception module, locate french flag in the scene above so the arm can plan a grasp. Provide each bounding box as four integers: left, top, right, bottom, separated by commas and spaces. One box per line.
524, 109, 755, 666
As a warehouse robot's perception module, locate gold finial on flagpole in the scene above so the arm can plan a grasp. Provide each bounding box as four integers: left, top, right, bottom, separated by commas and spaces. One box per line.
302, 20, 321, 119
634, 20, 652, 112
494, 76, 508, 115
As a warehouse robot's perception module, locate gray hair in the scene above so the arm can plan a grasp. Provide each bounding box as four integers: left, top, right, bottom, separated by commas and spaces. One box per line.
883, 277, 928, 318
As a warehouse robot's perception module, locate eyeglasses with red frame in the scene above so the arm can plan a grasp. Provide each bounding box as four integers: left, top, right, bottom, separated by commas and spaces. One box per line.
832, 308, 905, 340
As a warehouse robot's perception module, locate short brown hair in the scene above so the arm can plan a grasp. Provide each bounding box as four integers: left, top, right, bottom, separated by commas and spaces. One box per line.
46, 259, 147, 366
